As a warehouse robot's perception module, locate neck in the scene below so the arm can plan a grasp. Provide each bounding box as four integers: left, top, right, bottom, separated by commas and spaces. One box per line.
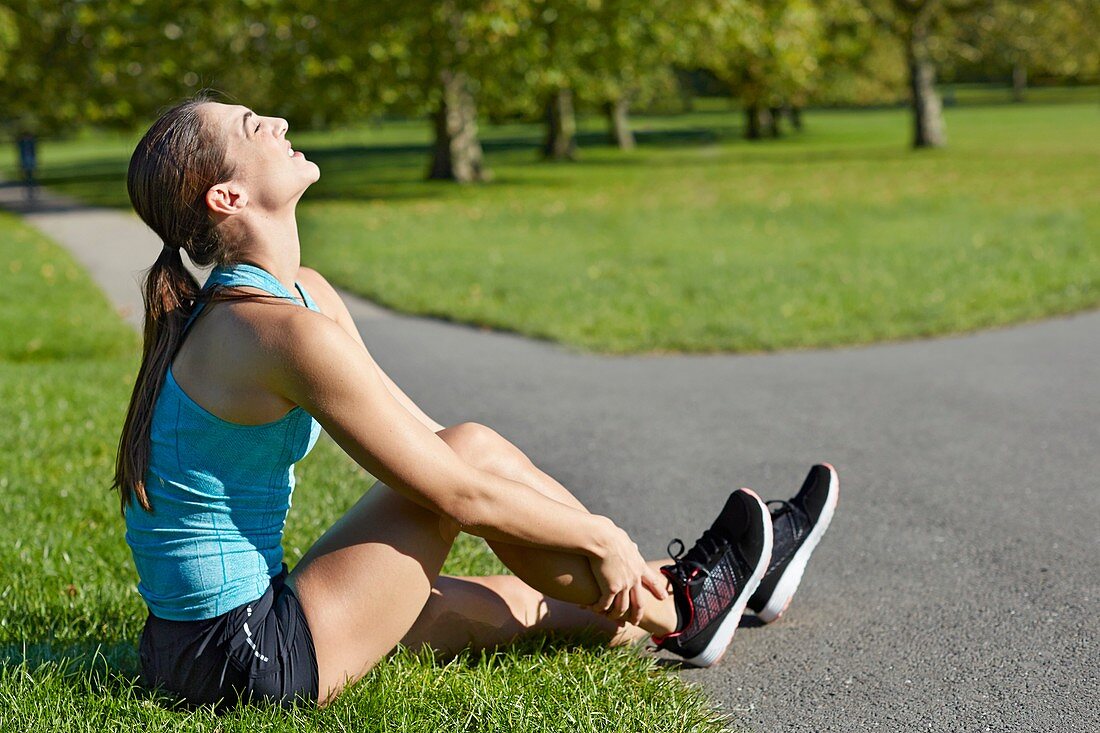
231, 207, 302, 290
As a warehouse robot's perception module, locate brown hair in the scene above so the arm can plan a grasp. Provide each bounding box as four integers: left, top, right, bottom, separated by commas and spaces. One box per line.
113, 94, 239, 515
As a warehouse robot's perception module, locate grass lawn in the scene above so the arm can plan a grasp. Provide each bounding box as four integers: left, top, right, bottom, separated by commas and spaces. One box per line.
5, 98, 1099, 354
0, 213, 730, 731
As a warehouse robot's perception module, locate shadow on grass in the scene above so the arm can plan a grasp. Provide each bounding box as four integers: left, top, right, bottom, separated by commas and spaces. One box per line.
18, 118, 912, 212
0, 630, 638, 716
0, 640, 170, 705
1, 639, 287, 715
432, 628, 637, 671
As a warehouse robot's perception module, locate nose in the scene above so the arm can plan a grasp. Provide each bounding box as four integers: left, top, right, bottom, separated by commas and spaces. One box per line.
273, 118, 289, 138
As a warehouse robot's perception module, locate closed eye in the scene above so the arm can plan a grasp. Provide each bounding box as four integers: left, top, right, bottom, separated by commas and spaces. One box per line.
255, 121, 262, 133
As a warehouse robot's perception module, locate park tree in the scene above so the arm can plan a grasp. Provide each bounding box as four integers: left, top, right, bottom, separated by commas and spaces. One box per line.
0, 0, 294, 133
0, 4, 15, 78
478, 0, 681, 159
87, 2, 248, 122
0, 1, 101, 135
573, 0, 684, 150
811, 0, 908, 107
239, 0, 377, 127
747, 0, 825, 136
86, 0, 369, 128
351, 0, 537, 182
502, 0, 594, 160
686, 0, 825, 140
953, 0, 1100, 100
859, 0, 994, 149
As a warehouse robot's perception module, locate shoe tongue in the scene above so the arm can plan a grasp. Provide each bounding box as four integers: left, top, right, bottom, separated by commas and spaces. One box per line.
771, 499, 806, 531
772, 504, 806, 547
685, 530, 725, 565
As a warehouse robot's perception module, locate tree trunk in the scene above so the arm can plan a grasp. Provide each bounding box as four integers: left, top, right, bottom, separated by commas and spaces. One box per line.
788, 105, 803, 131
543, 88, 578, 160
1011, 64, 1027, 103
745, 105, 776, 140
767, 106, 783, 137
745, 104, 761, 139
905, 27, 946, 149
604, 98, 635, 150
428, 69, 489, 183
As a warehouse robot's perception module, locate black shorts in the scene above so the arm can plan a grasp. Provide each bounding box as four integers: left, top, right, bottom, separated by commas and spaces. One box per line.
138, 563, 318, 709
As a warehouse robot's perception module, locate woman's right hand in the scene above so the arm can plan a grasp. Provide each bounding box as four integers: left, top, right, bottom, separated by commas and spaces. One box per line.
586, 517, 668, 626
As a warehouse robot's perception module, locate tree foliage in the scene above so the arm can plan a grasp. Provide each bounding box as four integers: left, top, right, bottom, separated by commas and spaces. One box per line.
1, 0, 1097, 159
951, 0, 1100, 86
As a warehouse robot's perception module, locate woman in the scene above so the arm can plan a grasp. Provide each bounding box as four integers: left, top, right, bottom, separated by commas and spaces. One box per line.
115, 95, 838, 709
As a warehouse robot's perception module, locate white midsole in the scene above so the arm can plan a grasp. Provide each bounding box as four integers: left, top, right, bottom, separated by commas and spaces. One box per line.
684, 488, 774, 668
757, 465, 839, 623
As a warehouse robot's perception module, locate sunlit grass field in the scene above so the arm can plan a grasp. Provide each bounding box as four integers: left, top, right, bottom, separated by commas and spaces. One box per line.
0, 213, 730, 731
5, 98, 1099, 353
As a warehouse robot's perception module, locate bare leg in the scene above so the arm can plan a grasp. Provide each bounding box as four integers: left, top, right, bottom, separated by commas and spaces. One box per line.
290, 422, 676, 704
288, 482, 459, 704
412, 423, 677, 644
401, 562, 673, 658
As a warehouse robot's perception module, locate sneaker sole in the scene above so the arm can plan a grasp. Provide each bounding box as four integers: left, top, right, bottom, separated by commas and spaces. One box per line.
682, 487, 773, 668
756, 463, 839, 623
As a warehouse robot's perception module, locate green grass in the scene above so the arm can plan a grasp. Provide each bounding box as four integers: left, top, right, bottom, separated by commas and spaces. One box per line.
0, 213, 731, 731
5, 97, 1099, 354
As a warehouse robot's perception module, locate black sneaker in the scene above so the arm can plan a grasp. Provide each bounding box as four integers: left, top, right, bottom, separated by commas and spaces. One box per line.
748, 463, 839, 623
652, 488, 772, 667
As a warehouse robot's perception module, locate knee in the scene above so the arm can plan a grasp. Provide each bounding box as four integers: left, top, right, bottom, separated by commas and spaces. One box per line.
440, 422, 525, 476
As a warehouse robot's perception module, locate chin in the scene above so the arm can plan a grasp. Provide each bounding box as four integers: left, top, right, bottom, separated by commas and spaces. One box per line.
292, 165, 320, 198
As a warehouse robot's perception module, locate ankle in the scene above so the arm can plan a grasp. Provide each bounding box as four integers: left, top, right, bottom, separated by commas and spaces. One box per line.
640, 594, 679, 636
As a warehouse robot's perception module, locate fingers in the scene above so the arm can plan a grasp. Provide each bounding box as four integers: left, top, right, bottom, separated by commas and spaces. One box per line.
590, 582, 649, 625
585, 527, 666, 625
612, 585, 630, 620
642, 566, 668, 601
629, 585, 644, 626
595, 589, 616, 614
600, 589, 633, 624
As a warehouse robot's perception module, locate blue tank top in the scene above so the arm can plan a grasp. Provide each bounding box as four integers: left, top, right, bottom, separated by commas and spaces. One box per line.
125, 263, 323, 621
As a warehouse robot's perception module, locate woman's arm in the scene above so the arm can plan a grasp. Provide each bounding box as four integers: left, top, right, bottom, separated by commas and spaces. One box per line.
296, 267, 445, 432
264, 308, 613, 555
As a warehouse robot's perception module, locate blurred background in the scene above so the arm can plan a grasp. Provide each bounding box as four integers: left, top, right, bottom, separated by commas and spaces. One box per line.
1, 0, 1097, 353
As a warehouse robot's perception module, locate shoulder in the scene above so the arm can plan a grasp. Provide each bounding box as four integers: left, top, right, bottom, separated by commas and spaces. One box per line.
257, 301, 382, 406
237, 301, 360, 390
296, 266, 343, 314
295, 265, 370, 349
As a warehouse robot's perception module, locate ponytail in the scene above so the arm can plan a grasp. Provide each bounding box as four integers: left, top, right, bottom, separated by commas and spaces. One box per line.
113, 93, 237, 515
113, 246, 199, 513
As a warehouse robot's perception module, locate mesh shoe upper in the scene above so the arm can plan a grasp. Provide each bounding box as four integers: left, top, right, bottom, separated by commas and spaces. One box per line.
654, 490, 769, 661
758, 501, 810, 585
748, 463, 836, 615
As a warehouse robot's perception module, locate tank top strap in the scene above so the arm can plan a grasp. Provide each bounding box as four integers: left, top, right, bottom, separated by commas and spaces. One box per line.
184, 263, 320, 332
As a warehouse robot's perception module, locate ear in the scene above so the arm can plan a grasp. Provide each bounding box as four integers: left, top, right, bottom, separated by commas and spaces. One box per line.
204, 182, 248, 216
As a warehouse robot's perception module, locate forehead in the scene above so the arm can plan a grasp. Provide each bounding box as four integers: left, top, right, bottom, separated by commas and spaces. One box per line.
202, 102, 252, 137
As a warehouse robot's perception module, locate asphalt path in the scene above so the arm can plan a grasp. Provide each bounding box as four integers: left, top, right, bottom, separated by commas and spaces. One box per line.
5, 182, 1097, 731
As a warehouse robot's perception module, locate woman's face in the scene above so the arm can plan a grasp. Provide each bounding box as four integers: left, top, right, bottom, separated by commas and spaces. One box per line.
201, 101, 320, 212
